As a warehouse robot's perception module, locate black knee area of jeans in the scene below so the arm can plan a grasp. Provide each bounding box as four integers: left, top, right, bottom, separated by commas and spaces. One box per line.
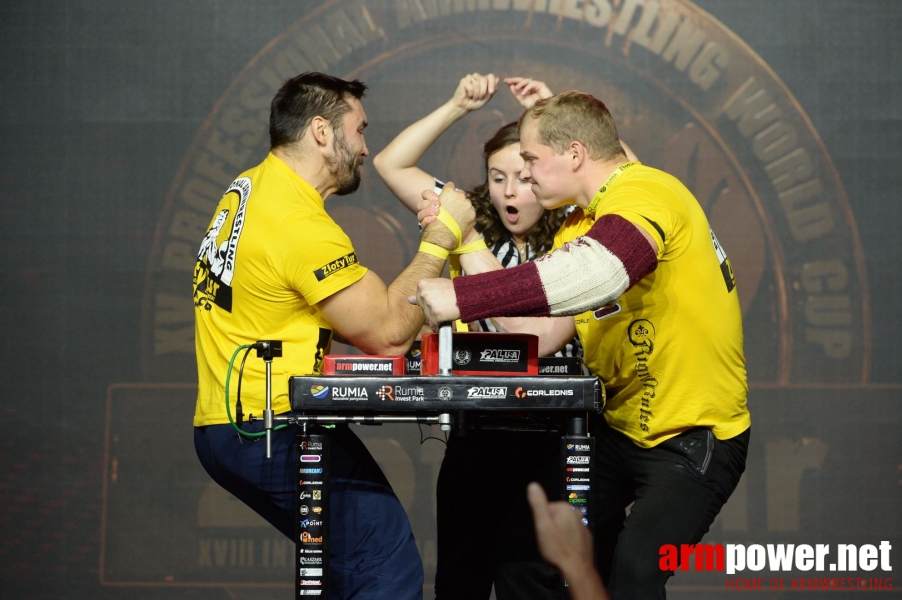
608, 552, 669, 600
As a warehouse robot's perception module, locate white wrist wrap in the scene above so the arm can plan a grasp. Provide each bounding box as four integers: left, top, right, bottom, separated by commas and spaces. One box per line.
534, 237, 631, 316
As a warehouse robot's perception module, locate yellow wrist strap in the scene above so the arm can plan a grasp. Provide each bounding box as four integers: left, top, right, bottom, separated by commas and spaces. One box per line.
435, 209, 462, 247
450, 238, 488, 255
418, 240, 450, 261
448, 238, 487, 279
449, 254, 462, 279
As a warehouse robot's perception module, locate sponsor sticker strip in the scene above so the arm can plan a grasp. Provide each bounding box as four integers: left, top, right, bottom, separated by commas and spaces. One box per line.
562, 437, 595, 532
290, 375, 601, 412
297, 434, 329, 597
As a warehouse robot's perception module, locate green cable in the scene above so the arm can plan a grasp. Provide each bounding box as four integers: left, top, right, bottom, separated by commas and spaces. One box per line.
226, 343, 289, 438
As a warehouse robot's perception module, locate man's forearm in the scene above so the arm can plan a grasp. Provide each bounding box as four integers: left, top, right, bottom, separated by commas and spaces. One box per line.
380, 185, 474, 344
454, 214, 657, 321
457, 242, 574, 356
380, 252, 450, 351
457, 245, 503, 275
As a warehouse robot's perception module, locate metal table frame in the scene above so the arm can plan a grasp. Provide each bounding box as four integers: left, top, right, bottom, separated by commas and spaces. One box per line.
264, 326, 604, 597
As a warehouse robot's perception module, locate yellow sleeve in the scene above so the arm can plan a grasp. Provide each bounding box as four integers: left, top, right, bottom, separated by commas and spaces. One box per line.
600, 184, 684, 261
279, 210, 368, 306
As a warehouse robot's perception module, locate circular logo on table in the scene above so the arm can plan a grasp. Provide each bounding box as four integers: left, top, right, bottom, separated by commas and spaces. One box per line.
452, 348, 472, 366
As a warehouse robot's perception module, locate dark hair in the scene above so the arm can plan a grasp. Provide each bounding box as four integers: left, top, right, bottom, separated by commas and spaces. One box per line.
269, 72, 367, 149
470, 122, 569, 256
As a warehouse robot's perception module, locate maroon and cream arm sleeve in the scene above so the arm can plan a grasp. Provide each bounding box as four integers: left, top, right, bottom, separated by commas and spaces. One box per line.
453, 214, 658, 321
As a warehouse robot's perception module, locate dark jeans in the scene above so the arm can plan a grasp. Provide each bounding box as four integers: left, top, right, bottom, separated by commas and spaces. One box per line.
593, 421, 750, 600
194, 422, 423, 600
435, 430, 567, 600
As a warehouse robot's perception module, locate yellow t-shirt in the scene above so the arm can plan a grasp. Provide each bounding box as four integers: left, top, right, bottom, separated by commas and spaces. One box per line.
192, 153, 367, 426
553, 163, 750, 447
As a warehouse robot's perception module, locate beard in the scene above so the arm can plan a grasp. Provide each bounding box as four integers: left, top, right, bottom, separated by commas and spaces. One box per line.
328, 132, 363, 196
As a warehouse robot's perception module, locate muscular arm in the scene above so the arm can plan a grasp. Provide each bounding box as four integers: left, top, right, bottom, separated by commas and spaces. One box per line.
318, 254, 446, 355
416, 214, 658, 324
456, 237, 576, 356
456, 214, 657, 320
319, 184, 474, 355
373, 73, 498, 214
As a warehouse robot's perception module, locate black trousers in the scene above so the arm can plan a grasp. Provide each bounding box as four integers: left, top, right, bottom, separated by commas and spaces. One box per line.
593, 421, 750, 600
434, 430, 567, 600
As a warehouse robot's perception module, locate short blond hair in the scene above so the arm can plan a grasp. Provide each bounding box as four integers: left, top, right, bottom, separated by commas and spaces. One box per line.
520, 91, 626, 161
